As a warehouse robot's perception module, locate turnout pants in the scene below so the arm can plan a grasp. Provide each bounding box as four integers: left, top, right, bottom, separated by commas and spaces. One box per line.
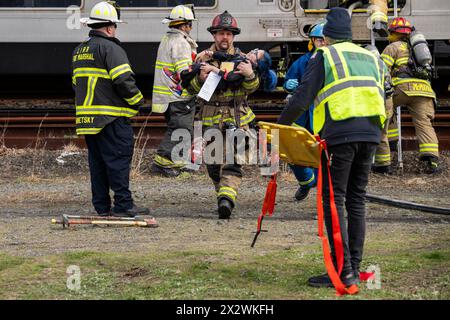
375, 97, 394, 166
394, 90, 439, 159
201, 104, 256, 207
84, 117, 134, 214
205, 125, 248, 207
393, 90, 439, 159
207, 162, 243, 207
289, 165, 317, 188
322, 142, 377, 273
155, 100, 196, 168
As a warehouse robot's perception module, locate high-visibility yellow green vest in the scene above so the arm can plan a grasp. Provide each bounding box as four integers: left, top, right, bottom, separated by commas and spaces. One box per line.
313, 42, 387, 135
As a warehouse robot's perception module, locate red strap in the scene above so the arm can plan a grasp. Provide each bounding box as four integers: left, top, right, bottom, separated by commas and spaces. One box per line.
256, 175, 277, 232
360, 272, 375, 281
324, 144, 344, 276
316, 138, 359, 296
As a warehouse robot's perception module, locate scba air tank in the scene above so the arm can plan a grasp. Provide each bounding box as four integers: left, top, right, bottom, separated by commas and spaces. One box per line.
409, 30, 433, 69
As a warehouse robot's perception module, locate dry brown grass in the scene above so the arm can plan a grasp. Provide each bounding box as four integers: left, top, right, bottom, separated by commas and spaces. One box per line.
0, 119, 7, 149
30, 115, 48, 179
62, 143, 81, 153
131, 114, 152, 179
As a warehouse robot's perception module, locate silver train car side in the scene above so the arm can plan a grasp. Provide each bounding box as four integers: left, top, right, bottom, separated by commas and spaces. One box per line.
0, 0, 449, 94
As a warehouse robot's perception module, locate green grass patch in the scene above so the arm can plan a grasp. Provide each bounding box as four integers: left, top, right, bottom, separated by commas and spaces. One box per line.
423, 251, 450, 261
0, 246, 449, 300
0, 253, 25, 272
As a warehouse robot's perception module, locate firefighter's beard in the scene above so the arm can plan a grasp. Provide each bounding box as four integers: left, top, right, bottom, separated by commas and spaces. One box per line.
217, 40, 231, 51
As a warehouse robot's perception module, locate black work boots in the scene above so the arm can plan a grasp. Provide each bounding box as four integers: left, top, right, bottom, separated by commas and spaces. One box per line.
423, 156, 441, 174
112, 205, 150, 217
372, 165, 393, 175
295, 186, 311, 201
218, 198, 233, 219
308, 270, 360, 288
151, 163, 180, 177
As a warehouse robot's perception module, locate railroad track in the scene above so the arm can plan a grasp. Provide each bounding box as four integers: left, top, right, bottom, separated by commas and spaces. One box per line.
1, 97, 450, 150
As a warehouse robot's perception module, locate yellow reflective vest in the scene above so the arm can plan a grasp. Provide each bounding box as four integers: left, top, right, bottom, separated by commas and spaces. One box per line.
313, 42, 386, 135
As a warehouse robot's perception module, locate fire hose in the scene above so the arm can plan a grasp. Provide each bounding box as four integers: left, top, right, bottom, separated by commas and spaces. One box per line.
365, 194, 450, 215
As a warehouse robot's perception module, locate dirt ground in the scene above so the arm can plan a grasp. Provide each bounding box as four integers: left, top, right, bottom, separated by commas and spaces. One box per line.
0, 147, 449, 299
0, 147, 449, 256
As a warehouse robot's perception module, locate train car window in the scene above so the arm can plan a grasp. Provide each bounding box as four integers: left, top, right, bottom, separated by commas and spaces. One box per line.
300, 0, 406, 10
116, 0, 216, 7
0, 0, 82, 7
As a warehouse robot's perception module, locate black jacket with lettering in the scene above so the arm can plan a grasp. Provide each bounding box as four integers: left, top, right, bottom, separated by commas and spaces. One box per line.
72, 30, 144, 135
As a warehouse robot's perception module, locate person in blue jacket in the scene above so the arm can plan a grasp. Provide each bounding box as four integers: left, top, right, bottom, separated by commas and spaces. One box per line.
283, 22, 325, 201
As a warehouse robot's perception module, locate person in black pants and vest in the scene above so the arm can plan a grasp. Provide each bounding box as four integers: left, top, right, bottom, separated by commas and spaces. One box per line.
278, 7, 386, 288
73, 1, 149, 217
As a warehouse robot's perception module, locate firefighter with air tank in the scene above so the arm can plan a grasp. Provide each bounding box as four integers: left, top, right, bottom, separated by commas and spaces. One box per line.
375, 17, 440, 174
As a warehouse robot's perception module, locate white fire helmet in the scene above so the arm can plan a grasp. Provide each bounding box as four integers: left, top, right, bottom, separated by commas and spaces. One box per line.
80, 1, 125, 26
161, 5, 197, 24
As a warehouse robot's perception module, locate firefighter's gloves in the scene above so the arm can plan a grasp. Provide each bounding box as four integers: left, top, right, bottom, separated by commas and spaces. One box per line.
385, 82, 394, 98
285, 79, 299, 91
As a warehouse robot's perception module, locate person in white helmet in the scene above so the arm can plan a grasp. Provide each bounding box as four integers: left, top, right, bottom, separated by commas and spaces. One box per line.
151, 5, 198, 177
73, 1, 149, 217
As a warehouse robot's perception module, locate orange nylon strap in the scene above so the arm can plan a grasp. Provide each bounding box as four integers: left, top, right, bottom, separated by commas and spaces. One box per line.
257, 174, 277, 230
359, 272, 375, 281
251, 174, 277, 247
316, 137, 359, 296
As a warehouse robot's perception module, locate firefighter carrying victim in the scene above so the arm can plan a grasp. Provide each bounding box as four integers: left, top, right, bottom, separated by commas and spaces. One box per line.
181, 10, 277, 219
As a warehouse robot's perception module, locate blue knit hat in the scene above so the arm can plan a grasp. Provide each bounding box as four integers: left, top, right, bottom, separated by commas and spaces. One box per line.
323, 7, 352, 40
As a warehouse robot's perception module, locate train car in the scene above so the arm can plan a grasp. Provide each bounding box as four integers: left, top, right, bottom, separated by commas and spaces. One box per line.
0, 0, 449, 95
